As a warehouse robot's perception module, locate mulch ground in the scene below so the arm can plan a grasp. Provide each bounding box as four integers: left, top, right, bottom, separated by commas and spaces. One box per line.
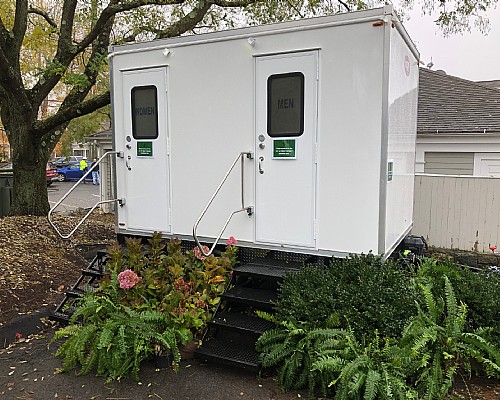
0, 213, 115, 329
0, 213, 499, 399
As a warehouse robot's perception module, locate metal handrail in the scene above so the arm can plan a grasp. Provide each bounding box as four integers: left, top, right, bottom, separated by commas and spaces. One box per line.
48, 151, 125, 239
193, 151, 253, 257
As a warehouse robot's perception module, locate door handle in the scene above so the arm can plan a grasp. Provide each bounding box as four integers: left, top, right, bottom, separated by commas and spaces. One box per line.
258, 156, 264, 174
126, 155, 132, 171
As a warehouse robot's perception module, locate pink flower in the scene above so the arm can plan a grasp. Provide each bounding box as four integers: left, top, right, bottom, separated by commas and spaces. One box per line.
193, 245, 209, 261
118, 269, 140, 289
490, 245, 497, 253
15, 333, 23, 340
226, 236, 238, 246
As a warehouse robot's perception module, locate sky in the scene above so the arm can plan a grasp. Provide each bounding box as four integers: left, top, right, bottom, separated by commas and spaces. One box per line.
397, 4, 500, 82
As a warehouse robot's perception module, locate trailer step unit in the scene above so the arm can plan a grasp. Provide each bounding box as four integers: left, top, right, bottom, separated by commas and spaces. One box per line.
195, 256, 308, 371
109, 5, 419, 258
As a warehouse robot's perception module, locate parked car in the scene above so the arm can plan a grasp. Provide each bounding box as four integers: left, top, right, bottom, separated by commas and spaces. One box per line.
52, 155, 84, 168
46, 163, 58, 186
1, 163, 57, 186
56, 162, 93, 182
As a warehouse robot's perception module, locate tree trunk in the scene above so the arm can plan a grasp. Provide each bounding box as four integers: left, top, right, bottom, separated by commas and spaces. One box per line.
3, 109, 51, 216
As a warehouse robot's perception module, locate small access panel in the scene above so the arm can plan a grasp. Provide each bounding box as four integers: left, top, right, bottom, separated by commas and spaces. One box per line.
255, 51, 318, 248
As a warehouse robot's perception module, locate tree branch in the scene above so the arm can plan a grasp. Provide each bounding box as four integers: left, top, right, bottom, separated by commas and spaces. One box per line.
58, 0, 77, 48
212, 0, 259, 6
37, 18, 114, 141
157, 0, 213, 38
0, 48, 32, 117
33, 91, 111, 135
0, 14, 10, 41
77, 0, 185, 52
337, 0, 350, 12
12, 0, 29, 53
28, 7, 58, 29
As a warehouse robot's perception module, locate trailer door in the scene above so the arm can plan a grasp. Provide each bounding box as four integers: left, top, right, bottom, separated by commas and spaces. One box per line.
255, 51, 318, 248
121, 67, 171, 233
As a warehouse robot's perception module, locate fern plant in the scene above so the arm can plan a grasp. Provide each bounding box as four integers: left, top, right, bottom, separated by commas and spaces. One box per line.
51, 273, 190, 381
255, 319, 350, 397
312, 331, 416, 400
400, 275, 500, 400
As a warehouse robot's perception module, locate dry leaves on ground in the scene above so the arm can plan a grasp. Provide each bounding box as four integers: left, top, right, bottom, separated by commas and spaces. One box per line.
0, 212, 115, 327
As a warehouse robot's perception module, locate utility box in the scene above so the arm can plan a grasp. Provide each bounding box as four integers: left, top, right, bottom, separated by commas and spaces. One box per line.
0, 172, 13, 217
109, 6, 419, 257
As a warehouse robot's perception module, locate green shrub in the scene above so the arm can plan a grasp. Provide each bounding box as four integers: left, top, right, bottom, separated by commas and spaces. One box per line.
400, 276, 500, 400
276, 254, 419, 339
256, 319, 351, 397
417, 258, 500, 347
53, 234, 238, 380
51, 272, 191, 381
313, 331, 416, 400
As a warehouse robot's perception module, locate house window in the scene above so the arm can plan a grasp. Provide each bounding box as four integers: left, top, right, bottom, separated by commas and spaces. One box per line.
267, 72, 304, 137
131, 86, 159, 139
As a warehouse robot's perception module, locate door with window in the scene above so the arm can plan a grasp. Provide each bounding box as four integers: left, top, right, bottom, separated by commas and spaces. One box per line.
122, 67, 170, 232
255, 51, 318, 247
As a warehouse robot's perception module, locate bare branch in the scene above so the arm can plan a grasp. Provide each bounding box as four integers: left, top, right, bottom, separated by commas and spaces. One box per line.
0, 14, 9, 40
28, 7, 58, 29
12, 0, 29, 54
33, 91, 111, 136
0, 48, 32, 116
157, 0, 212, 38
212, 0, 259, 6
337, 0, 350, 12
57, 0, 77, 50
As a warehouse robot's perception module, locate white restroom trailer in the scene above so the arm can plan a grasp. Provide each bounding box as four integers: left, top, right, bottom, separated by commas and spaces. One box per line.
109, 5, 419, 258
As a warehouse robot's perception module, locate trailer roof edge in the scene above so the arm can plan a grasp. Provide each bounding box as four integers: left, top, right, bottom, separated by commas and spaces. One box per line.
109, 7, 412, 56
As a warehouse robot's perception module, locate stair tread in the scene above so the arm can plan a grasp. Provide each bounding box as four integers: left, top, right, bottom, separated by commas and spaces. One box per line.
245, 258, 303, 269
234, 261, 301, 279
66, 288, 86, 297
222, 287, 277, 308
211, 311, 275, 333
81, 269, 104, 277
195, 338, 259, 369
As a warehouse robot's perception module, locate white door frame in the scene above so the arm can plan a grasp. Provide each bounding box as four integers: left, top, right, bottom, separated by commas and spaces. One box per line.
120, 67, 171, 233
254, 50, 318, 248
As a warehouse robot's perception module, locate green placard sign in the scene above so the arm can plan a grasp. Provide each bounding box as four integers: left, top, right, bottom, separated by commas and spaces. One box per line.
137, 141, 153, 157
273, 139, 296, 159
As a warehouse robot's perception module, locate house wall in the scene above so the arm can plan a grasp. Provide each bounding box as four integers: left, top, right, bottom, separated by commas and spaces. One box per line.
415, 134, 500, 176
413, 174, 500, 252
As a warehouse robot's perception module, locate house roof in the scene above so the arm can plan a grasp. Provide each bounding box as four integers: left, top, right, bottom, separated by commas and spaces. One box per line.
87, 129, 112, 142
477, 80, 500, 90
417, 68, 500, 135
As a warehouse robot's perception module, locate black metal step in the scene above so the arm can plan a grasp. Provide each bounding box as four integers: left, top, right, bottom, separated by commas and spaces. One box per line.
210, 310, 275, 334
195, 338, 259, 371
81, 268, 104, 278
50, 310, 72, 324
234, 258, 301, 280
66, 288, 85, 297
222, 287, 277, 309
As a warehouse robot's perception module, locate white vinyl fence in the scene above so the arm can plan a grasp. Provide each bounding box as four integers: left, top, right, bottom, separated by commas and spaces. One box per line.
413, 174, 500, 252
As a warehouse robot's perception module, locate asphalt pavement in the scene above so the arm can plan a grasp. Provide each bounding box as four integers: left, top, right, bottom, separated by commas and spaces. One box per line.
48, 181, 100, 213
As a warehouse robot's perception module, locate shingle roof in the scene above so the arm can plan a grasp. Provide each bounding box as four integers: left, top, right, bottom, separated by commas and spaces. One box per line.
417, 68, 500, 134
477, 80, 500, 90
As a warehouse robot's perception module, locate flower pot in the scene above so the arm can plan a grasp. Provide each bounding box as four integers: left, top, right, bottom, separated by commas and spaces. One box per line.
179, 341, 198, 360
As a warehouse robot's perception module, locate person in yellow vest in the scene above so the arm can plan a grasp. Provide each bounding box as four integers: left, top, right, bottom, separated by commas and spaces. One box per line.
79, 157, 88, 184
